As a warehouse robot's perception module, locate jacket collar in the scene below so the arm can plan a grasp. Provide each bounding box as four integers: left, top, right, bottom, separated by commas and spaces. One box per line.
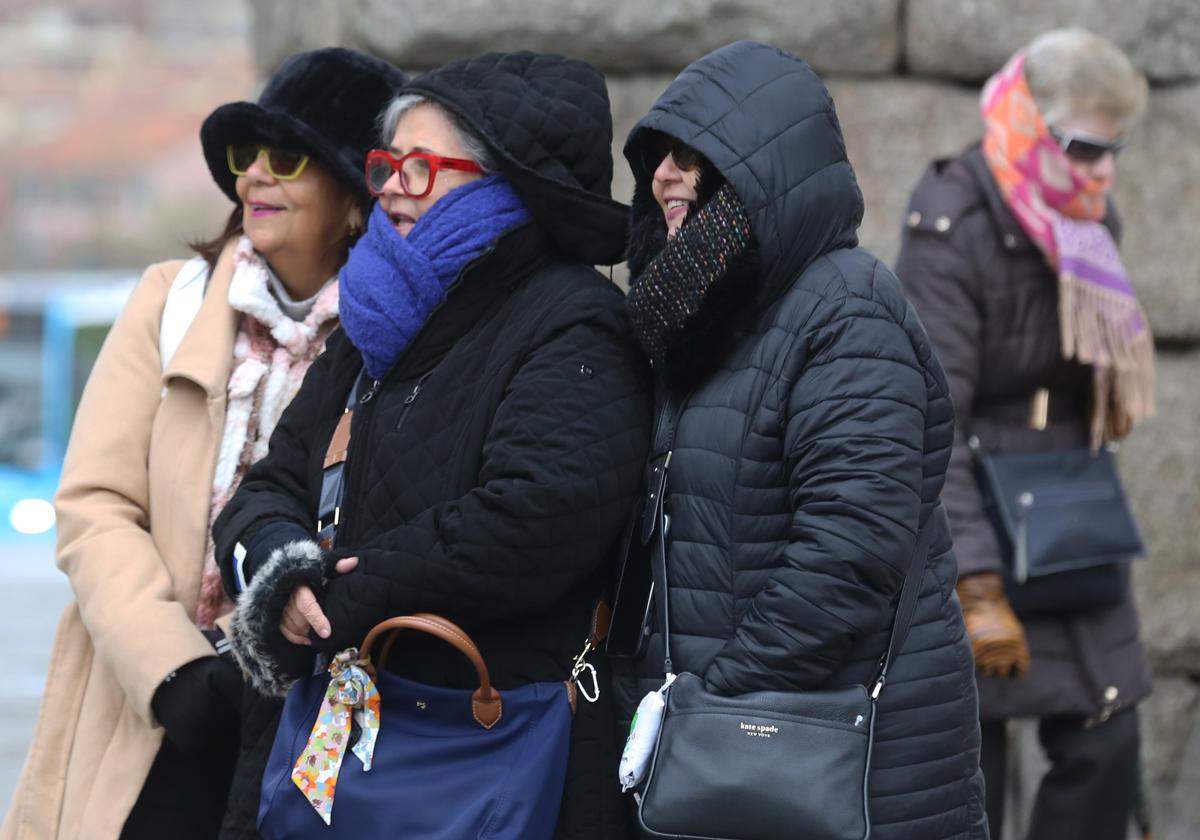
163, 240, 239, 398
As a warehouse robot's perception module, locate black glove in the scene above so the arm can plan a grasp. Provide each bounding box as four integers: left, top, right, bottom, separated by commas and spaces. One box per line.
222, 519, 313, 598
152, 631, 245, 757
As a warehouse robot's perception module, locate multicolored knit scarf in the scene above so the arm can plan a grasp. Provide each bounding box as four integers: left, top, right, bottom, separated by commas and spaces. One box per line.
981, 51, 1154, 445
626, 183, 754, 376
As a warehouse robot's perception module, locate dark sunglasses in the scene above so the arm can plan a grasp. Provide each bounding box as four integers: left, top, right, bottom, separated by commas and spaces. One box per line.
226, 144, 311, 180
641, 133, 704, 175
1049, 128, 1126, 163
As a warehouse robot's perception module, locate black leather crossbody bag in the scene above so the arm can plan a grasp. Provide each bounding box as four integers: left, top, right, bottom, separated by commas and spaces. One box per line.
970, 436, 1145, 615
634, 393, 934, 840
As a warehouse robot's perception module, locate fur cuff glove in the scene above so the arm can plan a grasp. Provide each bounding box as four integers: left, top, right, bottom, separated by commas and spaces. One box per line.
230, 539, 326, 697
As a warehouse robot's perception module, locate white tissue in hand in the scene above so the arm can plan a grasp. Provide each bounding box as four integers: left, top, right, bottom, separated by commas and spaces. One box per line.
619, 675, 674, 792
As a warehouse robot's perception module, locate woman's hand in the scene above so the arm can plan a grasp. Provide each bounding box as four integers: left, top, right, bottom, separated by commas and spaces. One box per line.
279, 557, 359, 645
956, 571, 1030, 679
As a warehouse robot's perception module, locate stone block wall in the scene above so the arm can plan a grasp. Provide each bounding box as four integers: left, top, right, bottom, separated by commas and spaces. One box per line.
249, 1, 1200, 836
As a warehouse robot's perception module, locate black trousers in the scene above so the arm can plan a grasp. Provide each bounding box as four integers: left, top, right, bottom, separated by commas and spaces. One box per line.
121, 732, 239, 840
980, 708, 1139, 840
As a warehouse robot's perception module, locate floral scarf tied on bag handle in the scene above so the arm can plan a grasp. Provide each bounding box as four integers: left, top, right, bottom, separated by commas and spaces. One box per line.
290, 649, 382, 825
981, 51, 1155, 447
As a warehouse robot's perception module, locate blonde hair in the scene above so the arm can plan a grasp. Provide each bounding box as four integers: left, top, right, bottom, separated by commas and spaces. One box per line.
1024, 28, 1148, 131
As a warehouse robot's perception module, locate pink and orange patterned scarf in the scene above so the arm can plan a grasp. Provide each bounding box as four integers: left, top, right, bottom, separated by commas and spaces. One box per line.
981, 52, 1155, 446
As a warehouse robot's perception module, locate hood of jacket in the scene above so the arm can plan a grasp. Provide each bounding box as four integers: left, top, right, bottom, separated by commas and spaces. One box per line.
624, 41, 864, 293
404, 51, 629, 266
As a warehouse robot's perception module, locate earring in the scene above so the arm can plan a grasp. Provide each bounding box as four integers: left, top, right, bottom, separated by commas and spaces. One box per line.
347, 210, 364, 238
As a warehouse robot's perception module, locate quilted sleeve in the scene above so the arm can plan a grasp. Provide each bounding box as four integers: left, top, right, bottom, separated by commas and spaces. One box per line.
316, 301, 652, 651
702, 289, 927, 695
895, 219, 1003, 578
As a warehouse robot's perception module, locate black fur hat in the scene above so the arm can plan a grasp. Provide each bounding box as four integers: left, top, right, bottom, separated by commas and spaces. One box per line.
200, 47, 406, 209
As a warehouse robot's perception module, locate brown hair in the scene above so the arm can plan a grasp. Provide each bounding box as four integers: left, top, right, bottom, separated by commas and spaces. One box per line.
188, 205, 245, 273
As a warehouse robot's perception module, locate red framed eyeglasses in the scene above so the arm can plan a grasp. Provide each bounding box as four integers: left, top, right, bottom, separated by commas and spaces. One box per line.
365, 149, 484, 198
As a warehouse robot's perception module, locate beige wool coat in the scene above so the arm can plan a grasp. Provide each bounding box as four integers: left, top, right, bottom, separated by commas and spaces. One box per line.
2, 246, 241, 839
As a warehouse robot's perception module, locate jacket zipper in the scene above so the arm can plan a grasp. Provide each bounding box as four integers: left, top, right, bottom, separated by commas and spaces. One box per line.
359, 377, 381, 404
395, 371, 433, 435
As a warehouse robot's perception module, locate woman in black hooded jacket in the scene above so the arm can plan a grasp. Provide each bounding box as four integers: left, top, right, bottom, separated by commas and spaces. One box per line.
612, 41, 988, 839
211, 52, 650, 839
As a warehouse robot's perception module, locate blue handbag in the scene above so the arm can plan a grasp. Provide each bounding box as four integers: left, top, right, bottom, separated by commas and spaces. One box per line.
258, 613, 578, 839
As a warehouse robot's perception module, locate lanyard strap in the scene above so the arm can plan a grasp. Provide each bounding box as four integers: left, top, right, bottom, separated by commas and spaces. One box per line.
645, 392, 934, 697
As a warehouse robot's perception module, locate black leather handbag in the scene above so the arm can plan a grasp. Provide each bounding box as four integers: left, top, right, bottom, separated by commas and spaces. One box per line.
970, 437, 1145, 615
634, 394, 934, 840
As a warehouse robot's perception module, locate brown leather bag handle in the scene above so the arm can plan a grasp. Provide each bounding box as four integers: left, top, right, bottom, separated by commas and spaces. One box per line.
360, 613, 503, 730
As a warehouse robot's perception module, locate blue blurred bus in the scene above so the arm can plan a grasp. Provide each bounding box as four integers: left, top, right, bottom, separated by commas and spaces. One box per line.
0, 272, 135, 542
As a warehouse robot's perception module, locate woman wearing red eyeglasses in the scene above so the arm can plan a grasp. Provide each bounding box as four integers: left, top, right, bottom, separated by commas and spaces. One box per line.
211, 51, 649, 839
895, 28, 1154, 840
2, 48, 405, 840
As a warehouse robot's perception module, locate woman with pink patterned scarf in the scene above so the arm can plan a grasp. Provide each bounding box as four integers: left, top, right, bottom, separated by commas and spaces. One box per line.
896, 29, 1153, 840
3, 48, 404, 840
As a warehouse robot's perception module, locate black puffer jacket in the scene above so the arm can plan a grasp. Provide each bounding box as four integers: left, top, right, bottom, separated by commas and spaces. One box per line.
212, 52, 650, 840
894, 144, 1151, 720
613, 42, 987, 839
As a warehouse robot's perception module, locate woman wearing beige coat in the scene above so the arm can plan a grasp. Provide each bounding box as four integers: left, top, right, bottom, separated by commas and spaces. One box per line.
2, 48, 403, 839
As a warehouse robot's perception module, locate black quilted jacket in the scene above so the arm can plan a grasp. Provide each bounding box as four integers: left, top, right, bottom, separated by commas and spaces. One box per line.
895, 145, 1151, 721
212, 53, 650, 840
613, 42, 988, 839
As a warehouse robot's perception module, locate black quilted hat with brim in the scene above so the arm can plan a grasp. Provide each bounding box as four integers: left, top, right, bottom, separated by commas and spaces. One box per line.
403, 51, 630, 266
201, 47, 406, 209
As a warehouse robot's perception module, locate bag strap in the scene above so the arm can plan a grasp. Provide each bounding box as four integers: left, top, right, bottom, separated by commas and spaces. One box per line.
646, 391, 684, 677
646, 390, 933, 699
159, 256, 209, 374
316, 373, 365, 549
871, 515, 935, 698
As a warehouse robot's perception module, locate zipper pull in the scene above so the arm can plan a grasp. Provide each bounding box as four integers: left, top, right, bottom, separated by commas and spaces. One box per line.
403, 384, 421, 405
360, 379, 381, 404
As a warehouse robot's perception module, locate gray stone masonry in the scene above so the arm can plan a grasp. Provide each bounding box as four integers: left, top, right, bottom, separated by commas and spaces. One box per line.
907, 0, 1200, 84
254, 0, 900, 77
